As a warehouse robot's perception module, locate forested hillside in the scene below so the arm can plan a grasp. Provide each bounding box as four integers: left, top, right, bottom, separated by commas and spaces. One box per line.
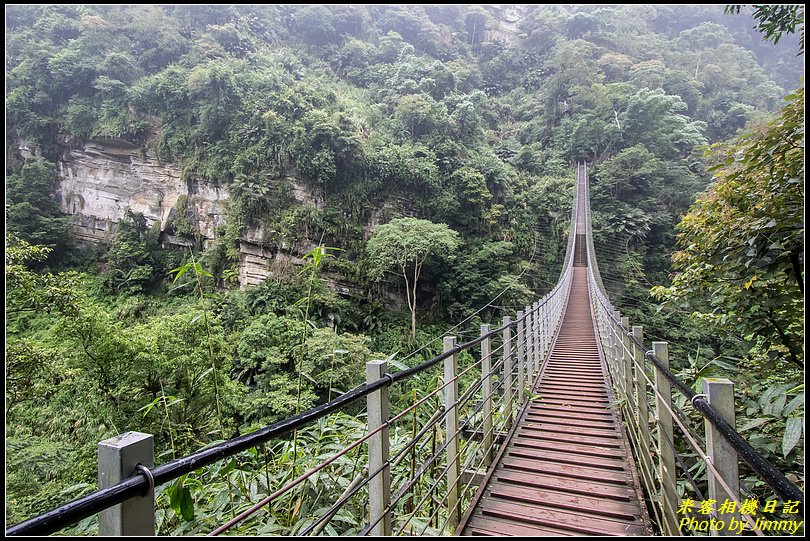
5, 4, 803, 534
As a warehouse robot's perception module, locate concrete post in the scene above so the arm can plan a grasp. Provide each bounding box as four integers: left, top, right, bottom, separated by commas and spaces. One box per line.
98, 432, 155, 536
525, 308, 533, 387
516, 311, 525, 405
443, 337, 461, 531
480, 324, 494, 468
502, 317, 513, 428
621, 317, 632, 408
703, 378, 740, 536
632, 326, 653, 480
532, 302, 540, 380
653, 342, 679, 536
366, 360, 391, 536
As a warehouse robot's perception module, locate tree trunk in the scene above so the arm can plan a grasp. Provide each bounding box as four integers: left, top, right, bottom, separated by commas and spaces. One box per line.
411, 262, 419, 339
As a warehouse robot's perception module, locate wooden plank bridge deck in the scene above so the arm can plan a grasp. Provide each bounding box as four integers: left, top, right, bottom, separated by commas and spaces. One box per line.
459, 263, 651, 536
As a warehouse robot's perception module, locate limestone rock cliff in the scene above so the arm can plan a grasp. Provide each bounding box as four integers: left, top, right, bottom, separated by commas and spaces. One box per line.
57, 140, 228, 243
55, 139, 326, 289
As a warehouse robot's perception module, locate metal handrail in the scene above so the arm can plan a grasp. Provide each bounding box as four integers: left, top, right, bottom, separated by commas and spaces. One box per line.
580, 161, 805, 528
8, 176, 579, 536
13, 162, 799, 538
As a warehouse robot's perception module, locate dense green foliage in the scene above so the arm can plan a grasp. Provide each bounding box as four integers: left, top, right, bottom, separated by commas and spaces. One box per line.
5, 4, 803, 534
653, 88, 804, 369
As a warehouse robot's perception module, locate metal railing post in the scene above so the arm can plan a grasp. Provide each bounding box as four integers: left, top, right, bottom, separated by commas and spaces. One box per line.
98, 432, 155, 536
612, 311, 621, 381
621, 317, 632, 410
540, 300, 547, 359
443, 337, 461, 531
631, 326, 654, 493
502, 317, 513, 428
532, 301, 540, 381
525, 307, 533, 388
516, 311, 525, 405
366, 360, 391, 536
603, 310, 614, 379
480, 324, 494, 468
632, 326, 651, 453
653, 342, 679, 535
703, 378, 740, 536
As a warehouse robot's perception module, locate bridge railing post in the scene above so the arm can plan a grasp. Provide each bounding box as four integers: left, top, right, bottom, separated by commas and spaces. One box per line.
502, 317, 513, 429
608, 312, 617, 380
532, 302, 540, 382
540, 300, 547, 360
525, 307, 533, 390
516, 311, 525, 405
621, 317, 632, 415
98, 432, 155, 536
366, 360, 391, 536
631, 326, 655, 499
603, 309, 615, 381
703, 378, 740, 536
612, 310, 622, 384
443, 337, 461, 531
653, 342, 679, 536
480, 325, 494, 468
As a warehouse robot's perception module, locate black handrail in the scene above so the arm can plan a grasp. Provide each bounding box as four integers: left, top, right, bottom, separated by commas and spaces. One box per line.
581, 161, 805, 515
6, 302, 553, 536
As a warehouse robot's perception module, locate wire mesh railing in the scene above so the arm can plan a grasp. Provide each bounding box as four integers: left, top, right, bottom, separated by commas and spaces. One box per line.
579, 162, 804, 536
17, 163, 801, 537
6, 178, 578, 537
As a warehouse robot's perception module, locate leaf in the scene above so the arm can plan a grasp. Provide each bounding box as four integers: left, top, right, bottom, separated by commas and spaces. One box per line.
783, 392, 804, 416
291, 496, 303, 519
168, 476, 184, 515
193, 261, 213, 278
738, 418, 770, 432
760, 384, 790, 416
59, 482, 91, 495
782, 417, 802, 458
170, 263, 191, 284
179, 485, 194, 521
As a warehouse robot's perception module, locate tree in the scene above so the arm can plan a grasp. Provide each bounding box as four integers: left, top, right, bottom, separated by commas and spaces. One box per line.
367, 218, 460, 338
726, 5, 805, 50
652, 88, 804, 368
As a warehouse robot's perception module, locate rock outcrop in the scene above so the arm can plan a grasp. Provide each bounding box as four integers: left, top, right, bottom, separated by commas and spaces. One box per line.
57, 140, 229, 243
55, 139, 326, 289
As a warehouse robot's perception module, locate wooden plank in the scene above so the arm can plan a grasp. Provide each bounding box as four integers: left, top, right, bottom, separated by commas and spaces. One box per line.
524, 413, 615, 426
512, 430, 623, 449
502, 456, 629, 484
494, 469, 636, 501
521, 421, 620, 439
488, 484, 642, 521
506, 446, 627, 471
525, 407, 615, 422
479, 498, 647, 536
460, 265, 651, 536
464, 515, 590, 537
511, 437, 626, 459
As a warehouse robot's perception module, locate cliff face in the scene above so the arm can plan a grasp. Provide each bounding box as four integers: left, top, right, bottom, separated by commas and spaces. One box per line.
54, 139, 323, 288
56, 140, 227, 242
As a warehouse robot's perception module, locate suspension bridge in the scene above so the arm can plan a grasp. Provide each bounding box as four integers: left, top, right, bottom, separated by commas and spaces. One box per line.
7, 163, 804, 536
